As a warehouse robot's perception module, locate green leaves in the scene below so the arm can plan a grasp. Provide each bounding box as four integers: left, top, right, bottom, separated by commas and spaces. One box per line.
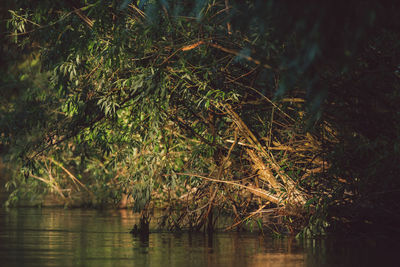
97, 96, 120, 116
2, 0, 399, 234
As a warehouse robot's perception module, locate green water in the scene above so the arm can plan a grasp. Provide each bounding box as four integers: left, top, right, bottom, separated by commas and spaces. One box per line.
0, 208, 397, 267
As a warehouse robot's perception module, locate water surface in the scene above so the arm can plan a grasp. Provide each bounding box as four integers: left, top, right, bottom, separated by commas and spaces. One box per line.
0, 208, 397, 266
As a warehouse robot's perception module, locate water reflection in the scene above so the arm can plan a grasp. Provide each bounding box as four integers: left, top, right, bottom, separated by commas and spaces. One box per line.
0, 208, 397, 267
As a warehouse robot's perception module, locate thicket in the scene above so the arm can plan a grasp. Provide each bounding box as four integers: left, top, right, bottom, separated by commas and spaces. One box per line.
1, 0, 399, 236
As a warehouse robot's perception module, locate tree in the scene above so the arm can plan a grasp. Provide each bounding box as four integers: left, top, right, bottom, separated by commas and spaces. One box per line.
1, 0, 399, 234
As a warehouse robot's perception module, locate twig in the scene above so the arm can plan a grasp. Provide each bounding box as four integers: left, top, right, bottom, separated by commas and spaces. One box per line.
225, 204, 267, 230
49, 158, 93, 197
159, 40, 274, 70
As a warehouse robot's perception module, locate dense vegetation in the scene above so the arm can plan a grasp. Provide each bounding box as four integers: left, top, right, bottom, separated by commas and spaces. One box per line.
1, 0, 400, 236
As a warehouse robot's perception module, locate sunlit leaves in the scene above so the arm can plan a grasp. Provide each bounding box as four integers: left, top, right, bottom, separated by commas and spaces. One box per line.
3, 1, 399, 235
62, 97, 81, 116
97, 96, 120, 116
57, 61, 77, 81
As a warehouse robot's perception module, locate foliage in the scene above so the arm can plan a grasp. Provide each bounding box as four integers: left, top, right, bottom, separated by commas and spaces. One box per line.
1, 0, 400, 234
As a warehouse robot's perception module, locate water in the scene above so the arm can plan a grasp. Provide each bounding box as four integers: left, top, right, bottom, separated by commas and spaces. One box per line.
0, 208, 397, 267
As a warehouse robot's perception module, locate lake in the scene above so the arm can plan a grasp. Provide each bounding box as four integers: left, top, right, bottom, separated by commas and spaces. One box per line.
0, 208, 397, 266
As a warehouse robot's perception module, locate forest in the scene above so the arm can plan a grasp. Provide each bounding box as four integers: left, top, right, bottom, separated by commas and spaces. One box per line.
1, 0, 400, 236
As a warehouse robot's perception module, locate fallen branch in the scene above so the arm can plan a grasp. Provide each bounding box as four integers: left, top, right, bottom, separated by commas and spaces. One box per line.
175, 172, 282, 204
